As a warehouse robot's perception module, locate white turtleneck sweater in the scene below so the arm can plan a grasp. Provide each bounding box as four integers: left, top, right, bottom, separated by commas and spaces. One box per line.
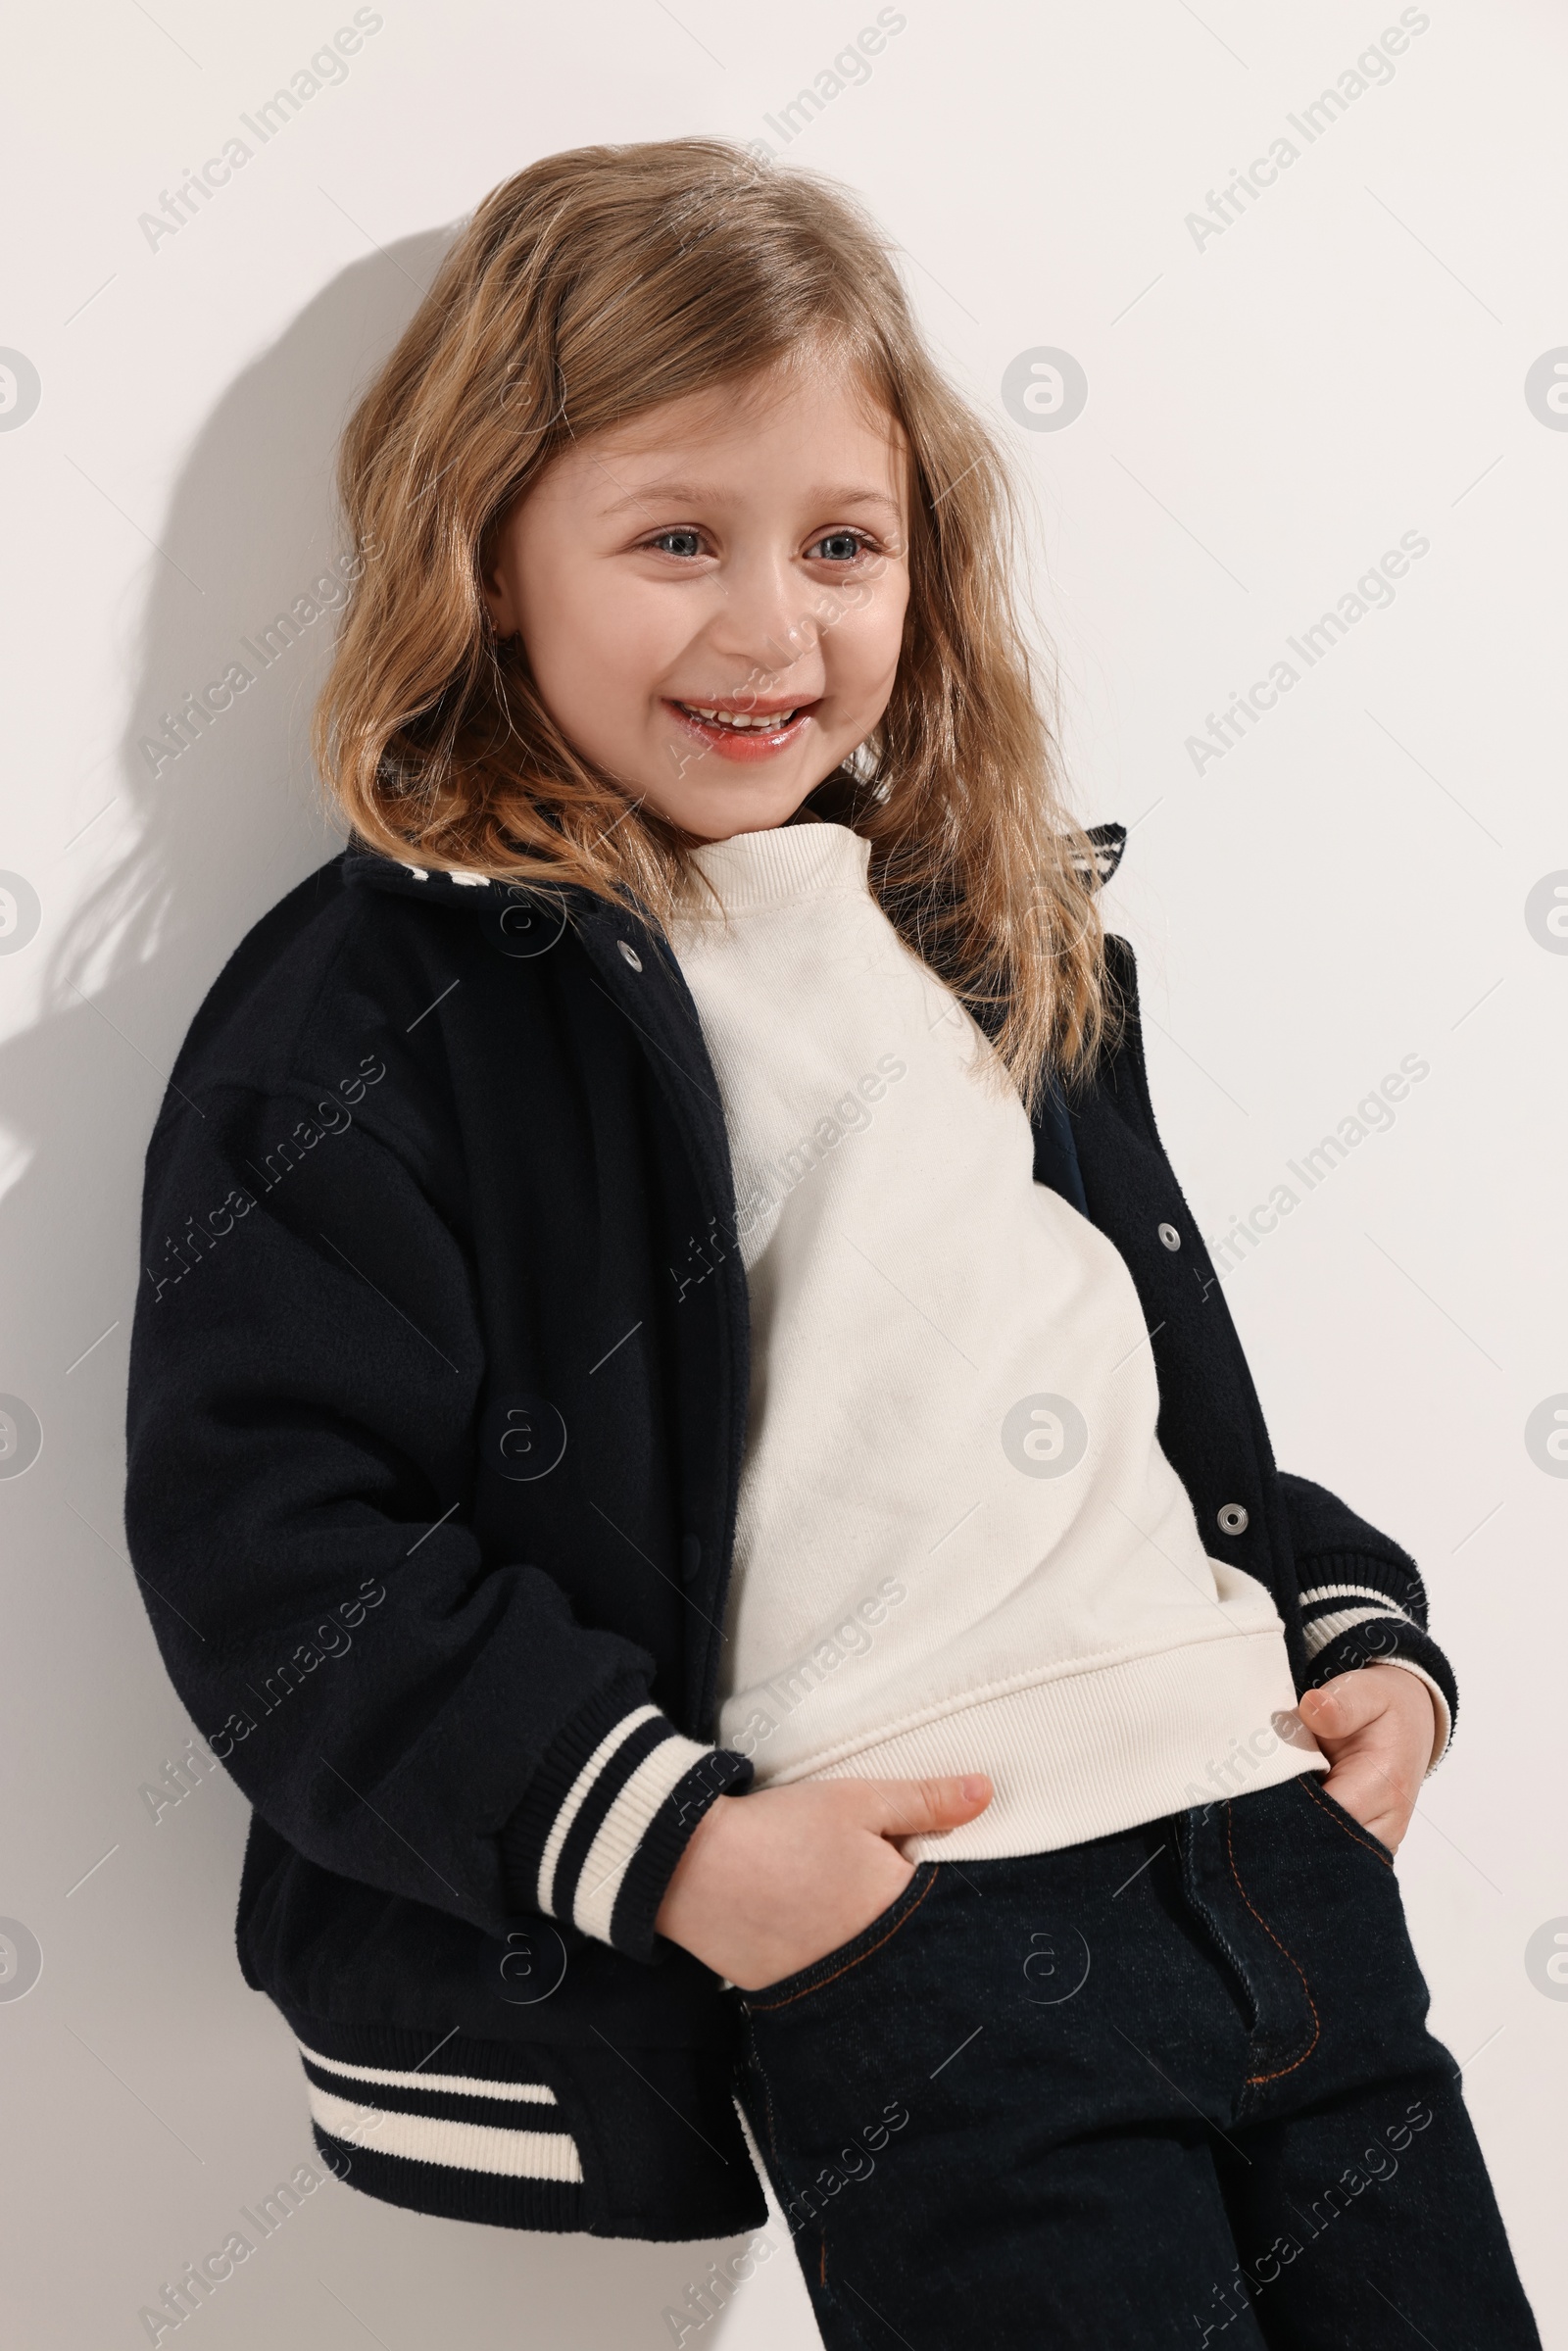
670, 822, 1323, 1859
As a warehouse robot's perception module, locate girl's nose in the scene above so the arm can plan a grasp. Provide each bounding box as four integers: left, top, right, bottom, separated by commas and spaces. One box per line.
701, 558, 832, 698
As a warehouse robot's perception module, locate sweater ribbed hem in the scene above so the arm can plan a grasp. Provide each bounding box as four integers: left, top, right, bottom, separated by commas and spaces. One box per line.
774, 1627, 1326, 1857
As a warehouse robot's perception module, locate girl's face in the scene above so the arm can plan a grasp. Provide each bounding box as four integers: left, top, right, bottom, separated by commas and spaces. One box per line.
482, 356, 911, 843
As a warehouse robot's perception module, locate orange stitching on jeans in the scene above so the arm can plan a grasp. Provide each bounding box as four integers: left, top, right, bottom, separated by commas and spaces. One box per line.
819, 2237, 827, 2286
759, 2049, 780, 2162
1296, 1772, 1395, 1869
1224, 1803, 1322, 2085
746, 1868, 940, 2013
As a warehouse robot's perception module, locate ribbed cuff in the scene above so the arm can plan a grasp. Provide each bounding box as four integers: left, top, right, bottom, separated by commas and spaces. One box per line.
611, 1747, 755, 1963
1298, 1562, 1457, 1777
497, 1681, 754, 1962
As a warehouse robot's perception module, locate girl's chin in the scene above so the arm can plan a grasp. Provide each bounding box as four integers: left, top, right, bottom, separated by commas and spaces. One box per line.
661, 698, 818, 763
635, 767, 828, 843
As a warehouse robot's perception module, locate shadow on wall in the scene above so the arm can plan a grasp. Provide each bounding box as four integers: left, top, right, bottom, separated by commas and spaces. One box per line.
62, 225, 457, 1017
3, 225, 803, 2348
1, 230, 454, 1564
0, 233, 456, 2079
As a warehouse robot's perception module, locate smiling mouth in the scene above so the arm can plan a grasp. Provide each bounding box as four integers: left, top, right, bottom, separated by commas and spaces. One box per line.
663, 697, 819, 759
671, 701, 808, 732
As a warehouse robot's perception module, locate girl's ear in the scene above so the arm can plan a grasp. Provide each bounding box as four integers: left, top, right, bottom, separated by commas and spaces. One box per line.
480, 559, 518, 641
480, 502, 522, 639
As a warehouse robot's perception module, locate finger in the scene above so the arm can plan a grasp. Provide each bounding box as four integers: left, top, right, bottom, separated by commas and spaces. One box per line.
1319, 1759, 1412, 1850
857, 1774, 993, 1839
1298, 1670, 1392, 1741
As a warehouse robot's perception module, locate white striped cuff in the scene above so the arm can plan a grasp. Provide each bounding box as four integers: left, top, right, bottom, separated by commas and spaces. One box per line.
536, 1706, 715, 1943
1299, 1598, 1450, 1771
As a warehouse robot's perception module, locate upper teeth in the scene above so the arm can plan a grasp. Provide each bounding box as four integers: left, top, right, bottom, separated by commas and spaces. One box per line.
681, 704, 798, 730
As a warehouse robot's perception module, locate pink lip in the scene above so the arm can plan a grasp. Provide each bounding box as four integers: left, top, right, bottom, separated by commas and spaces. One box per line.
662, 698, 818, 763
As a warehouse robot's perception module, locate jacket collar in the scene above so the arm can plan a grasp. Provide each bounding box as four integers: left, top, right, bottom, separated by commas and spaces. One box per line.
340, 818, 1128, 908
341, 827, 1133, 1194
342, 848, 520, 905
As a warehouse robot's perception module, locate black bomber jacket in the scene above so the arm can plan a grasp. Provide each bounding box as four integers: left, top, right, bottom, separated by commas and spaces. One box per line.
123, 826, 1456, 2241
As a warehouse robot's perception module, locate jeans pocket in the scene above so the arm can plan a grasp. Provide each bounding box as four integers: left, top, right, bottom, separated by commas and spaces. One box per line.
1297, 1771, 1397, 1866
740, 1864, 940, 2015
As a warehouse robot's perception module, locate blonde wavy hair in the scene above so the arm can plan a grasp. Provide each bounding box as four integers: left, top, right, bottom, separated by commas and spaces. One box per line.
315, 137, 1115, 1101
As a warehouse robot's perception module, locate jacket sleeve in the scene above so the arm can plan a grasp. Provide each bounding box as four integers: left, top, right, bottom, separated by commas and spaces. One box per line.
124, 1080, 750, 1963
1279, 1472, 1456, 1768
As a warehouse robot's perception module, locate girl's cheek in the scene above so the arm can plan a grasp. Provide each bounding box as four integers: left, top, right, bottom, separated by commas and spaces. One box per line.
624, 604, 710, 699
828, 597, 907, 699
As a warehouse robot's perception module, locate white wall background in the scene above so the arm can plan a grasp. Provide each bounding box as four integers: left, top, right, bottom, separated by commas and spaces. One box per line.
3, 1, 1565, 2343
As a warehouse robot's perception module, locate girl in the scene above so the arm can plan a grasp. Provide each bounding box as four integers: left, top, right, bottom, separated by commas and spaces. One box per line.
125, 140, 1539, 2346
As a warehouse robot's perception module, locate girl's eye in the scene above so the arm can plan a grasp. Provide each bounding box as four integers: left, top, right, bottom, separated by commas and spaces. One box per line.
648, 529, 706, 559
808, 530, 869, 563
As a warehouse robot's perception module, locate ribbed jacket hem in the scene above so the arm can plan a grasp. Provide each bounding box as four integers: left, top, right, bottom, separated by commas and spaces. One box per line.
311, 2129, 588, 2231
283, 2010, 585, 2233
277, 2006, 768, 2241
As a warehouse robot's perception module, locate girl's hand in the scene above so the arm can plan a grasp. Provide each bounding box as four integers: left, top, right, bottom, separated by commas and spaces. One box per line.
1296, 1664, 1439, 1852
655, 1774, 993, 1990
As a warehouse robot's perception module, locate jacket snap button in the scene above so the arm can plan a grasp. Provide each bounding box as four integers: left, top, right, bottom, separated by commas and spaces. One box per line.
617, 940, 643, 971
1158, 1222, 1181, 1251
1217, 1502, 1249, 1536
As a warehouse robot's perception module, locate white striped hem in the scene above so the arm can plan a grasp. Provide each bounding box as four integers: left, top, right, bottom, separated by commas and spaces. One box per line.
572, 1731, 714, 1944
297, 2040, 557, 2103
535, 1704, 662, 1916
306, 2085, 583, 2181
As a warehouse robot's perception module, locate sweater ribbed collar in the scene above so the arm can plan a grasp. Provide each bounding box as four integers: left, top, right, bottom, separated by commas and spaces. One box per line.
679, 820, 871, 914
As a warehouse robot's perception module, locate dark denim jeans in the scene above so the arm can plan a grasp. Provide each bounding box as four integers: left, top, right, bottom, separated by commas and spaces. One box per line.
736, 1773, 1539, 2349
